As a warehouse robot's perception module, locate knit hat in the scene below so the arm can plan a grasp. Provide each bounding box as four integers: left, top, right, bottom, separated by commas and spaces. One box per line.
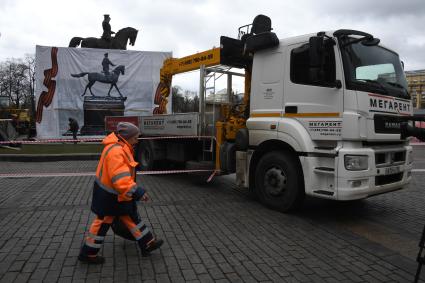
116, 122, 140, 140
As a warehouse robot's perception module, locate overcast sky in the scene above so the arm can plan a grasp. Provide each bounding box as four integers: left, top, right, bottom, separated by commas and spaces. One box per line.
1, 0, 424, 91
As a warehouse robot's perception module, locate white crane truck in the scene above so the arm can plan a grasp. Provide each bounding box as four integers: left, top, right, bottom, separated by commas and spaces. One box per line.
137, 15, 416, 211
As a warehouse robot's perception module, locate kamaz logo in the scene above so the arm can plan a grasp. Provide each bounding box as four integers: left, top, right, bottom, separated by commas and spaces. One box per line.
384, 122, 400, 129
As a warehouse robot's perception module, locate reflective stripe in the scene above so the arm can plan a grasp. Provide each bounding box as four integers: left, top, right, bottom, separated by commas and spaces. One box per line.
88, 234, 105, 241
99, 144, 122, 179
126, 184, 138, 197
85, 240, 102, 249
130, 221, 145, 233
132, 227, 150, 240
124, 151, 132, 163
133, 227, 150, 241
97, 142, 137, 197
140, 227, 150, 237
95, 178, 119, 195
130, 222, 149, 241
134, 234, 143, 240
111, 172, 131, 184
128, 184, 138, 194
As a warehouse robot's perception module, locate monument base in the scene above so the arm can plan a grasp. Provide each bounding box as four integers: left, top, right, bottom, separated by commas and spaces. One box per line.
81, 96, 125, 135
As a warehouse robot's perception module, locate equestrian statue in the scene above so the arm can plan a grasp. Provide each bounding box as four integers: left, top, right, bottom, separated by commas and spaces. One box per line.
69, 15, 138, 50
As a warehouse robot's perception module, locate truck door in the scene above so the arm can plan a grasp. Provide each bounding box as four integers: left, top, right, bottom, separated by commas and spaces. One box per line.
284, 38, 344, 140
250, 50, 285, 116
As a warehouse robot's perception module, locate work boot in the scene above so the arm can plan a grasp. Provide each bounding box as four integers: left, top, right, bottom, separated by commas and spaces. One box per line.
141, 239, 164, 257
78, 254, 105, 264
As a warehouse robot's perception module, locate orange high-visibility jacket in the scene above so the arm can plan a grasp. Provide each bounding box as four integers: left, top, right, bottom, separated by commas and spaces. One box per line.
96, 132, 139, 202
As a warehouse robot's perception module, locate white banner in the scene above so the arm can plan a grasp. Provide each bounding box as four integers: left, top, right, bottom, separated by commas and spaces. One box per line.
35, 45, 171, 138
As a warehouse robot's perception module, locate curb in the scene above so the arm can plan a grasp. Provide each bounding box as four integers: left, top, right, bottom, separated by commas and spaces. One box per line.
0, 153, 101, 162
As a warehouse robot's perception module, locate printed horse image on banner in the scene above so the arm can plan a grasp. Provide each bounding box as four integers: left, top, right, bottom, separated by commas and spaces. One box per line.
71, 65, 126, 100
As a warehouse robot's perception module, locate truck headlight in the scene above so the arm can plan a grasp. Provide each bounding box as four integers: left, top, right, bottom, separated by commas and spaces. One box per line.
344, 155, 368, 171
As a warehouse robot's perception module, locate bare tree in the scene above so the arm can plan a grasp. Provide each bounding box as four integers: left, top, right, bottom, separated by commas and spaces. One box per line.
0, 55, 35, 110
171, 86, 200, 113
24, 54, 36, 118
172, 85, 184, 113
192, 95, 199, 112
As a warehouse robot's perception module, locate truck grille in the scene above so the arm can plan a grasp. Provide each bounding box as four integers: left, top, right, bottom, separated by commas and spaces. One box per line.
375, 173, 403, 186
374, 114, 403, 134
375, 150, 405, 168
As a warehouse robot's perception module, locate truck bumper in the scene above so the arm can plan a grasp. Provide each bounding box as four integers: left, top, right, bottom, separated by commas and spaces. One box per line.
336, 145, 413, 200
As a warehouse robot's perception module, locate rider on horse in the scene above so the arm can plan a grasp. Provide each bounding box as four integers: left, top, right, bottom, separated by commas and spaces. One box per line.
101, 14, 115, 42
102, 53, 115, 76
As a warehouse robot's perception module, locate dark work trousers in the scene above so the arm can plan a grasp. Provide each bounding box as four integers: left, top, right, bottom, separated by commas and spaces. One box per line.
72, 131, 77, 144
79, 211, 154, 257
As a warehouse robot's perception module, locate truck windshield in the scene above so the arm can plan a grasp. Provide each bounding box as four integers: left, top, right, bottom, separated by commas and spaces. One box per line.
340, 40, 409, 99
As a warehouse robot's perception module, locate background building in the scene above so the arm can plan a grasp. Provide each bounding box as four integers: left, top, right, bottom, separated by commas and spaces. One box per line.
406, 69, 425, 109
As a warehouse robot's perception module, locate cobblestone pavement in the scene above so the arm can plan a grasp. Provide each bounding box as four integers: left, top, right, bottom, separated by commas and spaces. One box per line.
0, 159, 424, 282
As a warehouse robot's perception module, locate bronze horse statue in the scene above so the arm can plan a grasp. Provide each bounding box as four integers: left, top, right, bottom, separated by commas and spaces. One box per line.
71, 65, 126, 100
69, 27, 138, 50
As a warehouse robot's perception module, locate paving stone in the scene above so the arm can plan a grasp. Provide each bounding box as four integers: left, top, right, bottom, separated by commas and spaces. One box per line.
29, 268, 48, 281
155, 273, 171, 283
8, 260, 25, 272
13, 272, 32, 283
181, 269, 197, 281
43, 270, 60, 283
0, 271, 18, 282
208, 266, 225, 280
196, 273, 214, 283
192, 263, 207, 275
0, 161, 423, 282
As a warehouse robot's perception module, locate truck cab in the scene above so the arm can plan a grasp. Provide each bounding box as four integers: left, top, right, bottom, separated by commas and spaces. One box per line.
242, 28, 413, 211
145, 15, 415, 212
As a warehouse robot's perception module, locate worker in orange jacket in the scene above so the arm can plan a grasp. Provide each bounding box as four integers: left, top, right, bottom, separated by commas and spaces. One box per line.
78, 122, 163, 264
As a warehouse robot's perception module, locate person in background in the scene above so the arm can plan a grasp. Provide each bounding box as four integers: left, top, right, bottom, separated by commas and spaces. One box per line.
78, 122, 163, 264
68, 118, 79, 143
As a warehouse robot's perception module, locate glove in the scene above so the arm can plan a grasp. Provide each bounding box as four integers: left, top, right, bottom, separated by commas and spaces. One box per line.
132, 186, 145, 201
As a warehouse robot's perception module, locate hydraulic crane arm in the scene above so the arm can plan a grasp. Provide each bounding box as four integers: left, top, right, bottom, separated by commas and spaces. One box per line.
153, 48, 221, 114
151, 14, 279, 172
152, 14, 278, 115
162, 48, 221, 75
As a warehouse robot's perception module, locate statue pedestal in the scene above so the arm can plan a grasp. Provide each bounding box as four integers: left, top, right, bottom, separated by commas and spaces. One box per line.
80, 96, 125, 135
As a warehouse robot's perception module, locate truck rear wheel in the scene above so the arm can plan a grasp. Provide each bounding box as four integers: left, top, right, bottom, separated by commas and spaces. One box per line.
138, 140, 155, 170
255, 150, 304, 212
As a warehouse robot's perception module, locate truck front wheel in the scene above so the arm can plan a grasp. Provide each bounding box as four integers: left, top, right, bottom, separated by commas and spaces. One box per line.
255, 151, 304, 212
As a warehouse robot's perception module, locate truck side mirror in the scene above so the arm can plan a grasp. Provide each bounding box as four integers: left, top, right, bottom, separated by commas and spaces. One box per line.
361, 37, 380, 46
309, 36, 324, 68
334, 79, 342, 89
309, 36, 324, 83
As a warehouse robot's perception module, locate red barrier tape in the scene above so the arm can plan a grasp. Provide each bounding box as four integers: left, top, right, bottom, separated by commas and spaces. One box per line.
0, 138, 102, 144
138, 169, 216, 175
138, 135, 215, 141
0, 135, 215, 145
0, 172, 95, 178
207, 170, 218, 183
0, 169, 219, 179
